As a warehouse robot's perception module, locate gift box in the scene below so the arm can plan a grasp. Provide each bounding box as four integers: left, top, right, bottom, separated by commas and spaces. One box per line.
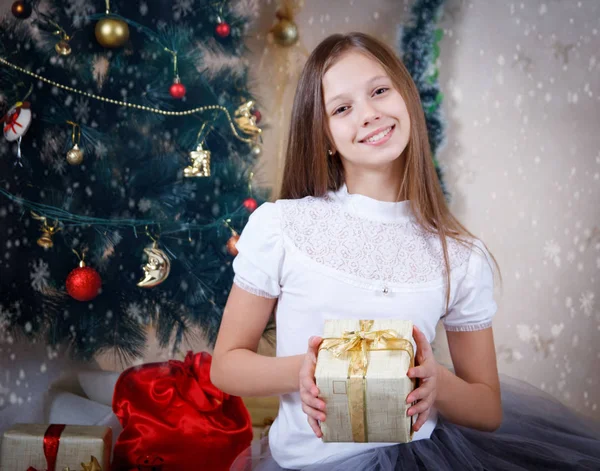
315, 319, 416, 443
0, 423, 112, 471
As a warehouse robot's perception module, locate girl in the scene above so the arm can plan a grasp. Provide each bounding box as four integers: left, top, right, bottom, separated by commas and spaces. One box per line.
211, 32, 600, 470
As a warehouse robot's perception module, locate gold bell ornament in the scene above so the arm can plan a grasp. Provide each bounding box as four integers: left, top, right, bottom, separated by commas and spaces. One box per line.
47, 18, 73, 56
31, 212, 61, 249
55, 39, 72, 56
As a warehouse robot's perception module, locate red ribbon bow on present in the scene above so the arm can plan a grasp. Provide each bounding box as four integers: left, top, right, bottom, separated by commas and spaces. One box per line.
25, 424, 66, 471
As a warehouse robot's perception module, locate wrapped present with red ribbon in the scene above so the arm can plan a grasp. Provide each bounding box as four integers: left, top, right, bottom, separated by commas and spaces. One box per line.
0, 424, 111, 471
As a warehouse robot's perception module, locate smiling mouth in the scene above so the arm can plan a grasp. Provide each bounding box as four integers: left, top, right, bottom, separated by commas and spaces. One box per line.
359, 124, 396, 144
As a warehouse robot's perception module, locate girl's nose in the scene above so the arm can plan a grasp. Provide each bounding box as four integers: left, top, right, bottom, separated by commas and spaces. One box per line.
362, 105, 381, 127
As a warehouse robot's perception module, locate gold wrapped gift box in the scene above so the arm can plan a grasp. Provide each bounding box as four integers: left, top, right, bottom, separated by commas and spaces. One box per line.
315, 319, 416, 443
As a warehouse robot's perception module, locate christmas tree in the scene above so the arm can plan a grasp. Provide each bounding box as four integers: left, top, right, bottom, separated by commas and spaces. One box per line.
0, 0, 268, 362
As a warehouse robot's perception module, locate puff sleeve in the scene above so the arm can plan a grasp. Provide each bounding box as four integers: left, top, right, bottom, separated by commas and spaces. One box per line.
232, 202, 283, 299
442, 239, 498, 332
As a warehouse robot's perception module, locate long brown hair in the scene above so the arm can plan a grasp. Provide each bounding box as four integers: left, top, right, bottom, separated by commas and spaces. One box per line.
278, 32, 501, 315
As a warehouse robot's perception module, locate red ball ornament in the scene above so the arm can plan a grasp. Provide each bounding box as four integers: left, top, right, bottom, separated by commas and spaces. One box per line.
215, 21, 231, 38
251, 108, 261, 124
66, 263, 102, 301
169, 78, 186, 99
243, 197, 258, 213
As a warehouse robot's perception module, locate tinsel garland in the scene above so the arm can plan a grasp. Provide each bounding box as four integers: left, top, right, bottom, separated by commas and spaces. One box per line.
399, 0, 449, 200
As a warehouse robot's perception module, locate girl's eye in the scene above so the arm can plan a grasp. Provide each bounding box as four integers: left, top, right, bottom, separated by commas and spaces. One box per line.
334, 106, 349, 115
374, 87, 388, 96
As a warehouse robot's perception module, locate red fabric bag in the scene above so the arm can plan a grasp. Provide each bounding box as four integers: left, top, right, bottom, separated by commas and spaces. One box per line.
112, 351, 253, 471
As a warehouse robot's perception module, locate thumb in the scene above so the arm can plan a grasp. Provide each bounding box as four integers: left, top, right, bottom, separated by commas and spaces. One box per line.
413, 325, 430, 358
308, 336, 322, 360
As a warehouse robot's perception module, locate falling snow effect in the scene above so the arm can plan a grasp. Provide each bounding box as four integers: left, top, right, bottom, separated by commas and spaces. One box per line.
30, 259, 50, 292
544, 240, 561, 267
579, 291, 594, 316
64, 0, 96, 28
173, 0, 194, 20
73, 97, 91, 123
126, 302, 146, 325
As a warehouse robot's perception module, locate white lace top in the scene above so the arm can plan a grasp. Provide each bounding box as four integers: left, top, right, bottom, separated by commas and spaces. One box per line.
232, 184, 497, 469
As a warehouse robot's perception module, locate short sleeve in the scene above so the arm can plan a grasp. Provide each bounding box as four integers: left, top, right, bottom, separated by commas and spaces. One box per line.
232, 202, 283, 299
442, 239, 497, 332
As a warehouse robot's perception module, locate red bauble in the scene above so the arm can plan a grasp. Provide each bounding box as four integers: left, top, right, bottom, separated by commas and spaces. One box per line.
169, 80, 186, 99
251, 108, 262, 124
66, 265, 102, 301
215, 22, 231, 38
243, 197, 258, 213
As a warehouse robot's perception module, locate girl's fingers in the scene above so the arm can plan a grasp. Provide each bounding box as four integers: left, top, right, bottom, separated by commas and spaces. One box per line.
301, 389, 327, 412
413, 408, 430, 431
408, 364, 430, 379
307, 415, 323, 438
301, 374, 318, 396
302, 401, 327, 422
406, 382, 431, 404
408, 397, 433, 417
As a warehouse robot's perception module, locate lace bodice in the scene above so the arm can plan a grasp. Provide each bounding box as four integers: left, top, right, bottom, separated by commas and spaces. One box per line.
278, 188, 472, 288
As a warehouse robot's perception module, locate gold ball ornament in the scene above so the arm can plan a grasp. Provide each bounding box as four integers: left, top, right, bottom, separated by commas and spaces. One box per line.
226, 234, 240, 256
66, 144, 84, 165
270, 18, 299, 47
55, 40, 72, 56
250, 144, 262, 157
95, 16, 130, 48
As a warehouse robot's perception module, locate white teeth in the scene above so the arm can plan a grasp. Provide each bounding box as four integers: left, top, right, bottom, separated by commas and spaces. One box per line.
364, 126, 392, 143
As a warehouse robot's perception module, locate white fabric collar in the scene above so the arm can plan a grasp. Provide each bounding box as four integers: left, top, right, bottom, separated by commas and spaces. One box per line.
331, 183, 413, 223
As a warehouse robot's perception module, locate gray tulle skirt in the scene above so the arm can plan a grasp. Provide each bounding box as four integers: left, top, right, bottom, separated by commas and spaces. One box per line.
231, 375, 600, 470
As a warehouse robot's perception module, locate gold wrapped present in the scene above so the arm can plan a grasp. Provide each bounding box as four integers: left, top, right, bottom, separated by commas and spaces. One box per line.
0, 424, 111, 471
315, 319, 416, 443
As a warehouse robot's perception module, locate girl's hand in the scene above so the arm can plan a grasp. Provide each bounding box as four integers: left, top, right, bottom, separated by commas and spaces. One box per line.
406, 325, 439, 432
299, 336, 327, 438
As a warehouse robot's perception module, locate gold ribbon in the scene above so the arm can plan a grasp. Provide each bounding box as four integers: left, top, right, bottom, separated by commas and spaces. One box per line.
318, 320, 415, 442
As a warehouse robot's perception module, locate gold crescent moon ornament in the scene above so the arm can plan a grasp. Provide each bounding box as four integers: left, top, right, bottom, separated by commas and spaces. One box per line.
137, 243, 171, 288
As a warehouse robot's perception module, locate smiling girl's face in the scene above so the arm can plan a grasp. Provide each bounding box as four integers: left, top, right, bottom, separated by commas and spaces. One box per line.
322, 50, 411, 173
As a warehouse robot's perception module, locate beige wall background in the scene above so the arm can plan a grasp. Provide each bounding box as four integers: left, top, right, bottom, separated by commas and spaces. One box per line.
1, 0, 598, 424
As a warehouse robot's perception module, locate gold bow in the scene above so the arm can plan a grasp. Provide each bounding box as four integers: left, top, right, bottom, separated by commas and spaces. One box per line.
318, 320, 415, 442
